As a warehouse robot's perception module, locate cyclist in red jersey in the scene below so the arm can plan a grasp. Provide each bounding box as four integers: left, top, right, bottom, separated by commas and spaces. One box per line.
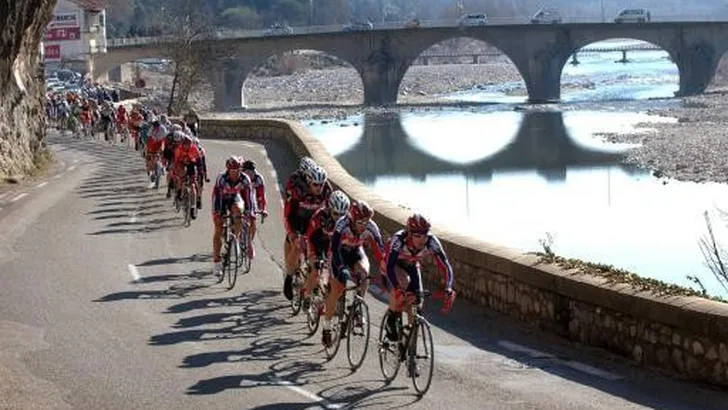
172, 135, 202, 218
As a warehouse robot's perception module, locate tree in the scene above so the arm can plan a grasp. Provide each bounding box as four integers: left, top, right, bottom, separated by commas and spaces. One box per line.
158, 0, 215, 116
221, 6, 260, 28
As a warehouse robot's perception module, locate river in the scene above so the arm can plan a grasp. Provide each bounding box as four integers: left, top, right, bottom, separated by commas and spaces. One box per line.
304, 39, 728, 297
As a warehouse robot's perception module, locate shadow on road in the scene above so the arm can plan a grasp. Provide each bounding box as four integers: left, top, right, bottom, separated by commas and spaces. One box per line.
55, 137, 192, 236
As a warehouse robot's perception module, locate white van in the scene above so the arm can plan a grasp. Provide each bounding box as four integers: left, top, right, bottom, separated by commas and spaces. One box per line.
614, 9, 651, 23
531, 7, 562, 24
458, 13, 488, 27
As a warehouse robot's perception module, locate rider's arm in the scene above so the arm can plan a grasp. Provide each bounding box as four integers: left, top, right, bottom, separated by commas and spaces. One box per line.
430, 236, 454, 289
385, 236, 402, 289
331, 218, 347, 277
366, 221, 386, 266
255, 174, 267, 212
282, 181, 299, 236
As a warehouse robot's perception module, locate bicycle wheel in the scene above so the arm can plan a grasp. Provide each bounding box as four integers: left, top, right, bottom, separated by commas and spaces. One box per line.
410, 318, 435, 396
325, 297, 346, 360
378, 311, 401, 383
346, 297, 370, 371
290, 270, 303, 315
306, 290, 322, 336
183, 189, 191, 226
226, 235, 239, 289
239, 223, 252, 273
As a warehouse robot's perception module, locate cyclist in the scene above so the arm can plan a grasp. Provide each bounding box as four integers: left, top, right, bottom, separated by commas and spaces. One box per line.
285, 157, 317, 201
172, 134, 202, 217
283, 164, 332, 300
384, 213, 456, 342
322, 200, 385, 348
211, 156, 254, 278
301, 190, 350, 309
242, 159, 267, 258
145, 117, 167, 181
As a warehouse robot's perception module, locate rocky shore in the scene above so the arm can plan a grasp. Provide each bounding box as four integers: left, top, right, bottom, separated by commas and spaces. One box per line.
599, 88, 728, 184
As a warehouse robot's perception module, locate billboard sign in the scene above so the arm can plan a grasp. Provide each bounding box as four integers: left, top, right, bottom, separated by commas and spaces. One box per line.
44, 27, 81, 41
44, 44, 61, 61
49, 12, 80, 29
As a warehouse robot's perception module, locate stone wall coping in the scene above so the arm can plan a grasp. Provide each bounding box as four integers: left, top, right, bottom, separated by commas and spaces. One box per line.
201, 117, 728, 340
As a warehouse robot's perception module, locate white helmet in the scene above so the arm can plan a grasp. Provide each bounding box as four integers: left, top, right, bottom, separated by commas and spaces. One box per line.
299, 157, 316, 173
328, 190, 350, 216
306, 165, 327, 184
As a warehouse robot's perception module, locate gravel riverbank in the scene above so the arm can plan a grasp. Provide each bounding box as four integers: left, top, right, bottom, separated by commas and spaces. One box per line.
599, 88, 728, 183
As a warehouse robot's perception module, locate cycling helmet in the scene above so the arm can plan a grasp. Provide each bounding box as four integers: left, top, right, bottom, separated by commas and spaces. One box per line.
242, 159, 256, 171
407, 213, 431, 234
328, 190, 350, 216
226, 156, 242, 170
299, 156, 316, 173
173, 130, 186, 142
349, 200, 373, 222
306, 165, 327, 184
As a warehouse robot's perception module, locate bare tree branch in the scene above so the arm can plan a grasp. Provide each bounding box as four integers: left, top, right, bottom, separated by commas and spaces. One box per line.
698, 209, 728, 295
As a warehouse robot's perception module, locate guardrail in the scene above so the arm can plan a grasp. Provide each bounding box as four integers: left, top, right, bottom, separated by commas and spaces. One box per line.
106, 16, 728, 48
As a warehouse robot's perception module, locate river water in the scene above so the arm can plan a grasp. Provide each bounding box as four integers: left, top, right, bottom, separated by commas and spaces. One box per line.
304, 39, 728, 297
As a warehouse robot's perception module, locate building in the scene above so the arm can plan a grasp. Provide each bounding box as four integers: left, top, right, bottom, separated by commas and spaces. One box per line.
43, 0, 108, 75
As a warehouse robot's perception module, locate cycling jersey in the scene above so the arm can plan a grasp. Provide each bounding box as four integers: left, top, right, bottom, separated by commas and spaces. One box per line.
385, 229, 454, 290
283, 177, 332, 236
305, 207, 340, 260
211, 171, 254, 216
330, 216, 385, 281
245, 169, 266, 213
173, 144, 200, 166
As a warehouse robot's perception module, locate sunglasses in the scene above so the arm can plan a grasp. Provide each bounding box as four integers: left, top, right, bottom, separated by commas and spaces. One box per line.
411, 233, 427, 239
311, 182, 323, 187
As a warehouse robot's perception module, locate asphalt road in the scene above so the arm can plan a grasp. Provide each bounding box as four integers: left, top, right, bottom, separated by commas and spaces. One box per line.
1, 133, 727, 409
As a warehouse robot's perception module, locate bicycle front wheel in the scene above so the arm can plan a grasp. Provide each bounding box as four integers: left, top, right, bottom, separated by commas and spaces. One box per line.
346, 297, 370, 371
410, 318, 435, 396
226, 236, 239, 289
378, 311, 401, 383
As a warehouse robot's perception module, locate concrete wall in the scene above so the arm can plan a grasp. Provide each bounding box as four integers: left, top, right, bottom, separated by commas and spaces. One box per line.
199, 117, 728, 387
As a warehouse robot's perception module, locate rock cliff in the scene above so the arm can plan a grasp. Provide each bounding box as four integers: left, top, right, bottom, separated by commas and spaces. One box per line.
0, 0, 57, 180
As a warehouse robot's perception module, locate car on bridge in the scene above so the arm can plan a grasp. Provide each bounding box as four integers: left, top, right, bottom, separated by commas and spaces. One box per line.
458, 13, 488, 26
342, 20, 373, 31
531, 7, 562, 24
263, 23, 293, 36
614, 9, 651, 23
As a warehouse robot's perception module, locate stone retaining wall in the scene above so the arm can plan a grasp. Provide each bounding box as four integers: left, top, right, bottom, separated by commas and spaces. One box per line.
200, 117, 728, 387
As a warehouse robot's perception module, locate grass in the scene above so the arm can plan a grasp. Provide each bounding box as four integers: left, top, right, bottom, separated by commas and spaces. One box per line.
532, 235, 727, 304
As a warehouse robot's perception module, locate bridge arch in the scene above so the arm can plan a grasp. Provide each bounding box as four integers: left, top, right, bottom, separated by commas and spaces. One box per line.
241, 49, 364, 107
91, 46, 171, 82
399, 36, 527, 102
560, 38, 678, 101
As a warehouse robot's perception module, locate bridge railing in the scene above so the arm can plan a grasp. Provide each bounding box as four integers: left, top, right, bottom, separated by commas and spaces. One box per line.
106, 17, 728, 48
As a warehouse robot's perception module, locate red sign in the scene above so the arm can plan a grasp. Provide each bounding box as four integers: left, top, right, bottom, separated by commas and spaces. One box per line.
44, 27, 81, 41
44, 44, 61, 61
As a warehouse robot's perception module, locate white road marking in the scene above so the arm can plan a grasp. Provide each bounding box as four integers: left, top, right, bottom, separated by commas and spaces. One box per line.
53, 172, 65, 179
562, 360, 623, 381
35, 182, 48, 189
497, 340, 555, 359
130, 212, 138, 224
67, 165, 76, 171
497, 340, 622, 380
269, 376, 343, 409
0, 193, 7, 200
127, 264, 141, 282
10, 193, 28, 202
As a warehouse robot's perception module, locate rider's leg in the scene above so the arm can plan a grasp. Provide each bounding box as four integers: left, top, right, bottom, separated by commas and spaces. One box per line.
353, 248, 370, 298
386, 266, 414, 341
322, 270, 347, 345
303, 235, 326, 298
212, 213, 224, 275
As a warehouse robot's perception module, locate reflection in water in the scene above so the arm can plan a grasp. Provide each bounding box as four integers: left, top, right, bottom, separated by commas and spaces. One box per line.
335, 111, 633, 184
308, 111, 728, 296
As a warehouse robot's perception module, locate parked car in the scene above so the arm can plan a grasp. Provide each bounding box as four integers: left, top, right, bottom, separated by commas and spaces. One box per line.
531, 7, 562, 24
458, 13, 488, 27
263, 23, 293, 36
614, 9, 651, 23
342, 20, 373, 31
405, 19, 421, 28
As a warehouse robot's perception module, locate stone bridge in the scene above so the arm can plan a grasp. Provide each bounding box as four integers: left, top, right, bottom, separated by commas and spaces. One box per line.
335, 110, 633, 183
93, 22, 728, 108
